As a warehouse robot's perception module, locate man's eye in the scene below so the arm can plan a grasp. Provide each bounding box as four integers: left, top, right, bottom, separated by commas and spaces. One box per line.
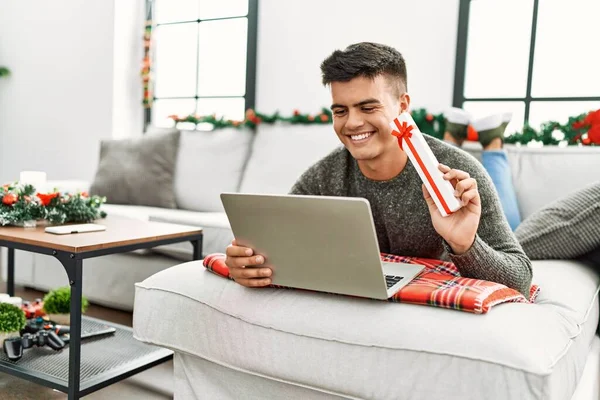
362, 107, 374, 112
333, 110, 347, 116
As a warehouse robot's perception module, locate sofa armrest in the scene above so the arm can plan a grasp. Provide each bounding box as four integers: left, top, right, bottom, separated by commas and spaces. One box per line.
42, 180, 91, 194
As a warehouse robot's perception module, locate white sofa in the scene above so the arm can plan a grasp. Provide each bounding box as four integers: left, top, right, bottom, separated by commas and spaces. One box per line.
2, 124, 600, 399
124, 127, 597, 400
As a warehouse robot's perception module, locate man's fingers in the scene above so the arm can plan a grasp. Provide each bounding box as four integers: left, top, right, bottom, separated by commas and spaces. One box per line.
460, 188, 481, 206
454, 178, 477, 197
440, 165, 470, 182
231, 267, 272, 279
226, 244, 254, 257
234, 278, 272, 287
421, 184, 437, 212
227, 255, 264, 268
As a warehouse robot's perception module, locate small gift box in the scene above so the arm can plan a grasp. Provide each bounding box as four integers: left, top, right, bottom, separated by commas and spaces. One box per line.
389, 112, 462, 217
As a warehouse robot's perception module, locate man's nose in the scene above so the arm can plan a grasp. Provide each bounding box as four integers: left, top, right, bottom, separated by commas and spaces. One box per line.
346, 110, 365, 129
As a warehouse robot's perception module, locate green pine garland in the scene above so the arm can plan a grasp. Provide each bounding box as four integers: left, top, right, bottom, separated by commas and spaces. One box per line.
0, 184, 45, 225
170, 107, 599, 146
0, 67, 9, 78
0, 183, 107, 226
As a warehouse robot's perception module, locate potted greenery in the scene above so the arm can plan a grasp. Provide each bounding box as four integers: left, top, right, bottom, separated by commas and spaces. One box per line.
0, 303, 26, 344
43, 287, 89, 325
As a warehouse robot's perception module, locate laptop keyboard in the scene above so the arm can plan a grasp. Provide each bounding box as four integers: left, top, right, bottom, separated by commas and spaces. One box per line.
385, 275, 404, 289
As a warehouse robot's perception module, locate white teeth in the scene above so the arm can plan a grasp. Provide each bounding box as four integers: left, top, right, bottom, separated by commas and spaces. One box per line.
350, 132, 373, 141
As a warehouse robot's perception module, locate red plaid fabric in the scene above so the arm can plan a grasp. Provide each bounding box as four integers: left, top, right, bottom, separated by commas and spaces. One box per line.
203, 253, 540, 314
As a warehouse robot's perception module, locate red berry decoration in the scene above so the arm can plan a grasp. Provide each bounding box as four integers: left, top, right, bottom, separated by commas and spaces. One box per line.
2, 193, 18, 206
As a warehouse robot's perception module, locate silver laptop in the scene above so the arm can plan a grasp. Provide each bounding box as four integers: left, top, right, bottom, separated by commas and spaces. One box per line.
220, 193, 425, 300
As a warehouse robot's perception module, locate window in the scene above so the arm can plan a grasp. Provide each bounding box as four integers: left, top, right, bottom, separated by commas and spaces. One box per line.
147, 0, 258, 128
453, 0, 600, 134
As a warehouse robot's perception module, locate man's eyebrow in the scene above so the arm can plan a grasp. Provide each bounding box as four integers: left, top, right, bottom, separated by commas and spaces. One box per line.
353, 98, 381, 107
330, 98, 382, 110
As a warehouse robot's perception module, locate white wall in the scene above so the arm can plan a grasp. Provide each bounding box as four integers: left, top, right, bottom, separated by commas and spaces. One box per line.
0, 1, 116, 184
255, 0, 459, 114
0, 0, 459, 184
112, 0, 145, 140
0, 0, 145, 185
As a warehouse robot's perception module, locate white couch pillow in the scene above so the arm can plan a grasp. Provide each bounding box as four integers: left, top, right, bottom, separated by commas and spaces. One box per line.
239, 123, 342, 194
174, 128, 254, 212
506, 146, 600, 220
462, 143, 600, 220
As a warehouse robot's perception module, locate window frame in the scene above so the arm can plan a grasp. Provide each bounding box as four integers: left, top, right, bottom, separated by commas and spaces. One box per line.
144, 0, 259, 128
452, 0, 600, 123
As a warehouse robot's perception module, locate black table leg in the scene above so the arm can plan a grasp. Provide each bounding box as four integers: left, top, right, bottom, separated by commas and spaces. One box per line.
7, 247, 15, 296
191, 237, 203, 261
56, 251, 83, 400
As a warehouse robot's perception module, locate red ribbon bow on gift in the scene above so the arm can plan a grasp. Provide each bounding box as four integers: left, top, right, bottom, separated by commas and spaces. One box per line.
391, 120, 414, 149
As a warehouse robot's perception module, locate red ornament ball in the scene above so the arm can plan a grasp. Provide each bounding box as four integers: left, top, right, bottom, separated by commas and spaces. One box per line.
2, 193, 18, 206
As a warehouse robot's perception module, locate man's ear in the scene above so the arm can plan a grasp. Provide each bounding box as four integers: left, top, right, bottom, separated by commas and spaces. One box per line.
399, 93, 411, 114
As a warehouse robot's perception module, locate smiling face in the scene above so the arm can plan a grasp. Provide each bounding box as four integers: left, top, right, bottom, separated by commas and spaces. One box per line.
330, 75, 410, 166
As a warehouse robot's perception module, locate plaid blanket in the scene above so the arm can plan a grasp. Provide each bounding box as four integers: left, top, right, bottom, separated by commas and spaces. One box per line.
203, 253, 540, 314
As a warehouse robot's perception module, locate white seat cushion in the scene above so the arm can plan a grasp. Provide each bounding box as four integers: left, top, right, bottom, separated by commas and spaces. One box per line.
148, 210, 232, 259
134, 259, 599, 400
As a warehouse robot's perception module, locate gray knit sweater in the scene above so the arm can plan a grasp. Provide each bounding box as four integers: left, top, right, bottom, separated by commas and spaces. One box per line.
290, 135, 533, 296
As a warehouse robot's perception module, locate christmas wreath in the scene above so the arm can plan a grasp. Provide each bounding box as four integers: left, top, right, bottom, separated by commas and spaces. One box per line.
169, 107, 600, 147
0, 183, 107, 227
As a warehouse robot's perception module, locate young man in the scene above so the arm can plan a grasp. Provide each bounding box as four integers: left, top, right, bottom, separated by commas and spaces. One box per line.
225, 42, 533, 296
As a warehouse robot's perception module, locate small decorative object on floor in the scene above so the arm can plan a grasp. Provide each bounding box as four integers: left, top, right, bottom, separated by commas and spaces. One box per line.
21, 299, 45, 319
0, 182, 107, 226
0, 302, 27, 345
42, 287, 89, 325
3, 330, 65, 361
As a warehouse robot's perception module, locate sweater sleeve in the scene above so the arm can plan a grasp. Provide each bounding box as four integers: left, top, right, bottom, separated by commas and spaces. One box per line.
444, 157, 533, 296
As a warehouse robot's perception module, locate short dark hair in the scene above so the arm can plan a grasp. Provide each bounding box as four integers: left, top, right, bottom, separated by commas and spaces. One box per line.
320, 42, 407, 96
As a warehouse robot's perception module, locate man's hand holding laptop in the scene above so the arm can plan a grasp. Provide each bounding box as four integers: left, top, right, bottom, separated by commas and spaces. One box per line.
225, 239, 271, 287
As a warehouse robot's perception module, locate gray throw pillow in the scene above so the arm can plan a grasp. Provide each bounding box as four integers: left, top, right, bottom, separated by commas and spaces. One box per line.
515, 181, 600, 260
89, 131, 180, 208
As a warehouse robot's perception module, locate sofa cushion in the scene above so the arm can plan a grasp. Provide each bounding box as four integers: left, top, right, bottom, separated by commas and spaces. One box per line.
174, 128, 254, 212
515, 182, 600, 260
89, 131, 180, 208
134, 259, 599, 400
239, 124, 342, 194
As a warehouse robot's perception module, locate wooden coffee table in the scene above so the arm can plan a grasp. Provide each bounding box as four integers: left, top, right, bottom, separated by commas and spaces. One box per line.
0, 216, 203, 399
